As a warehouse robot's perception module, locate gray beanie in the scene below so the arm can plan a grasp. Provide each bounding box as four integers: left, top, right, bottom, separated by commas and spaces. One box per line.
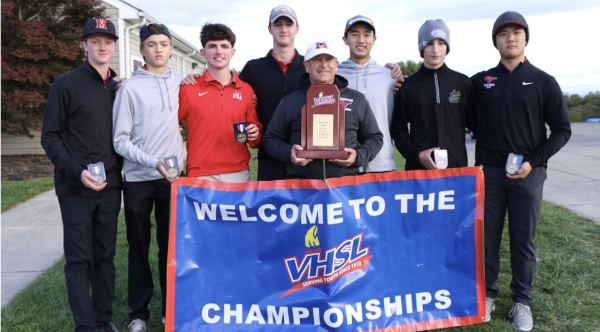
492, 11, 529, 48
418, 19, 450, 55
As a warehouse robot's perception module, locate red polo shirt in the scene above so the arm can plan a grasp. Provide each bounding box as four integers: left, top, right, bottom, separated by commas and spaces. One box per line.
179, 70, 262, 177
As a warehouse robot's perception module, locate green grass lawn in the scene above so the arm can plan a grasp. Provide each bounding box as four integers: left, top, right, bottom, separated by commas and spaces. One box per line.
1, 176, 55, 212
2, 150, 600, 331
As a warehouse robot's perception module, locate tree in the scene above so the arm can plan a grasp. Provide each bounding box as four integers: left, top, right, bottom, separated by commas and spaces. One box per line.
397, 60, 423, 76
564, 91, 600, 122
1, 0, 104, 137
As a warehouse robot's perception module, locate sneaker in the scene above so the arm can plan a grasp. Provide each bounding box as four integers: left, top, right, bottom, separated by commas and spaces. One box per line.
508, 303, 533, 331
128, 319, 147, 332
485, 297, 496, 322
97, 320, 119, 332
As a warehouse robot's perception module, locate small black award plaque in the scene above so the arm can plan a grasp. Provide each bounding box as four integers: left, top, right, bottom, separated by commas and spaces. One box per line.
233, 121, 248, 144
87, 162, 106, 185
163, 156, 180, 179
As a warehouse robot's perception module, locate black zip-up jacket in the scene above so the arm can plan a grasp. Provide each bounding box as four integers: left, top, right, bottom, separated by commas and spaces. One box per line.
41, 61, 123, 196
239, 51, 306, 164
471, 61, 571, 168
263, 74, 383, 179
391, 63, 477, 170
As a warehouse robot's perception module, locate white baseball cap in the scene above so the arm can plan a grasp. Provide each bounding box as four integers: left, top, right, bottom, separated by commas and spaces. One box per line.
304, 41, 337, 61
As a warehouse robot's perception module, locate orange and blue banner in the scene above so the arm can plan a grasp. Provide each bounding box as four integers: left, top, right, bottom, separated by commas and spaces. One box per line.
166, 167, 485, 331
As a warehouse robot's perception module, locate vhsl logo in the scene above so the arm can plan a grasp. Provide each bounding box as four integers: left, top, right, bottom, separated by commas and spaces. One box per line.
281, 232, 371, 298
233, 91, 242, 101
312, 91, 336, 108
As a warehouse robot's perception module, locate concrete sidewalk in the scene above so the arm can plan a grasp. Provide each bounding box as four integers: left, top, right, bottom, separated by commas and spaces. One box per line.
1, 190, 64, 307
2, 123, 598, 308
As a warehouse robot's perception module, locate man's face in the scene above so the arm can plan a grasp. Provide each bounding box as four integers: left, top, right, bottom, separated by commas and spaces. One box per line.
495, 24, 526, 60
343, 23, 376, 62
268, 17, 299, 48
422, 39, 447, 69
83, 33, 116, 66
304, 54, 338, 84
140, 34, 172, 69
201, 39, 235, 70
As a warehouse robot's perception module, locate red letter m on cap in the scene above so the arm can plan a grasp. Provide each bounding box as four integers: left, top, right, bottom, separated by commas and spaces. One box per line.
316, 42, 328, 49
95, 18, 107, 29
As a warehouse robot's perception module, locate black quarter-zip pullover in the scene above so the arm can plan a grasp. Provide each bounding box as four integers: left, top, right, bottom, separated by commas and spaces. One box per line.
471, 61, 571, 168
391, 63, 477, 170
239, 51, 306, 163
42, 61, 123, 196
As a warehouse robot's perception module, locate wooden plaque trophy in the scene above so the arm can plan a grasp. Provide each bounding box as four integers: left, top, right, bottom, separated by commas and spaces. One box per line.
297, 84, 348, 159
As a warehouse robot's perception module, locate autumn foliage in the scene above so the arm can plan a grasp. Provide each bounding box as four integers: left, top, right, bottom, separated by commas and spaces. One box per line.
1, 0, 104, 136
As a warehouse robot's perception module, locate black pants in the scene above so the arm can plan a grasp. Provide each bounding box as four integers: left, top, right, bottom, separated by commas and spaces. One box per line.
123, 179, 171, 321
484, 166, 546, 306
58, 190, 121, 332
257, 159, 287, 181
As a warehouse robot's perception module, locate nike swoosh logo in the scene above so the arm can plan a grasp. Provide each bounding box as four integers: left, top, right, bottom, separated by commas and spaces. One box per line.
522, 82, 534, 85
198, 92, 208, 96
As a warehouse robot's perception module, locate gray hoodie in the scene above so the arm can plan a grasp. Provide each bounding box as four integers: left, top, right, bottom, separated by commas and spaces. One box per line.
113, 67, 184, 181
337, 58, 397, 172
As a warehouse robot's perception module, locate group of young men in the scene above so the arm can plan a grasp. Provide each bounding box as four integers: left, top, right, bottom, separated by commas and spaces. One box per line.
41, 5, 570, 332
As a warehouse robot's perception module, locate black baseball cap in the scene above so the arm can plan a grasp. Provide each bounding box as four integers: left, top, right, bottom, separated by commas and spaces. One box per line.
82, 17, 118, 40
344, 15, 376, 36
140, 22, 172, 44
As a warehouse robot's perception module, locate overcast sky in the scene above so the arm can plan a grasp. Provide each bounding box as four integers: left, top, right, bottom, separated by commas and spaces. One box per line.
125, 0, 600, 95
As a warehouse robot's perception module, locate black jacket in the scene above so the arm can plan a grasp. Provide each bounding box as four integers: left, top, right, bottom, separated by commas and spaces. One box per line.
263, 74, 383, 179
41, 61, 123, 196
471, 61, 571, 168
239, 51, 306, 163
391, 63, 477, 170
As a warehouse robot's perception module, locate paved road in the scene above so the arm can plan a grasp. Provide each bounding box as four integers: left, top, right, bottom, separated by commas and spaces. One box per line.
2, 123, 598, 307
466, 122, 600, 224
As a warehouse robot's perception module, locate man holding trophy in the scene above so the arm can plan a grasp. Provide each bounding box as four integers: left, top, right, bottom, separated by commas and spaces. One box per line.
263, 40, 383, 180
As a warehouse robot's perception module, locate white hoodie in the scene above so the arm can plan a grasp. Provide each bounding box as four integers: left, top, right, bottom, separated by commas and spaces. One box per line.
113, 67, 184, 181
337, 58, 397, 172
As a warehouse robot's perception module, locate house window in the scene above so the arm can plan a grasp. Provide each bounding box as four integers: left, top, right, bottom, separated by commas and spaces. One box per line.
131, 55, 144, 75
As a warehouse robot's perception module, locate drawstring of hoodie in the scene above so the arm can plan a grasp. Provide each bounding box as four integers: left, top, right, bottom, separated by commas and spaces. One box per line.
153, 75, 173, 112
154, 76, 166, 112
164, 77, 172, 112
351, 62, 371, 90
363, 63, 369, 89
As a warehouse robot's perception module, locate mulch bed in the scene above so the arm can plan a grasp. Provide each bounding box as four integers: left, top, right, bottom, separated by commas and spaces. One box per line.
1, 154, 54, 181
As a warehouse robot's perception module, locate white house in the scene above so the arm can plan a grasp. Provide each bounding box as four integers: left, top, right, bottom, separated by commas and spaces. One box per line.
1, 0, 206, 155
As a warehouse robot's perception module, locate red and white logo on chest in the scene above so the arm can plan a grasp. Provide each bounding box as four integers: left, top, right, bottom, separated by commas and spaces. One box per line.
233, 91, 242, 101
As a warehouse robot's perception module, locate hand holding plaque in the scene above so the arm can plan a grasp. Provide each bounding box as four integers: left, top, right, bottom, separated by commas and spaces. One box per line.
163, 156, 180, 179
233, 121, 248, 144
506, 153, 523, 175
87, 162, 106, 185
433, 149, 448, 169
297, 84, 348, 159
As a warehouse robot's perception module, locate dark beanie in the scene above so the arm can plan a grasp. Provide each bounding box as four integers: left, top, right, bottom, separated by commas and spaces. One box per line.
492, 11, 529, 48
